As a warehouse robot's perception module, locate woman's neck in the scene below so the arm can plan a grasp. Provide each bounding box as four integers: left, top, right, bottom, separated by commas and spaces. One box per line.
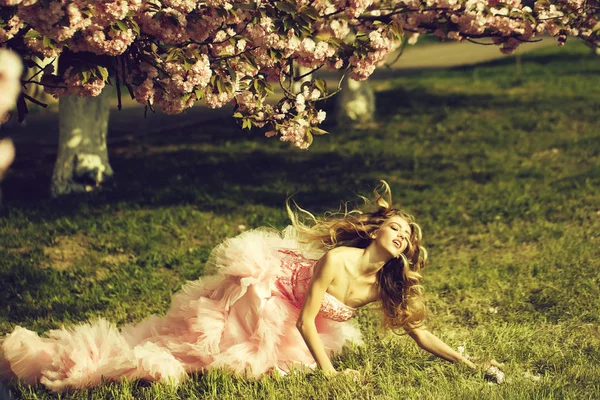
356, 244, 390, 277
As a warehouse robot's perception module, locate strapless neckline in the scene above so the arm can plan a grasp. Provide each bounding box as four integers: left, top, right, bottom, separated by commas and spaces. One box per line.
323, 292, 357, 311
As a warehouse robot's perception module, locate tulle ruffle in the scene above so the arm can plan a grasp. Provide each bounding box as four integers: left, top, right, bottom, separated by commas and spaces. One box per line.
0, 227, 362, 391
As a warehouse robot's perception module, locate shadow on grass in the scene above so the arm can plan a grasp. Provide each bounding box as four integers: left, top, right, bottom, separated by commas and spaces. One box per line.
2, 88, 597, 221
0, 260, 103, 326
1, 146, 420, 219
375, 80, 599, 121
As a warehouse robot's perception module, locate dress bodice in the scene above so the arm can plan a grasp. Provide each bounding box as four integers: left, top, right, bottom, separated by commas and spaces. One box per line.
275, 250, 356, 322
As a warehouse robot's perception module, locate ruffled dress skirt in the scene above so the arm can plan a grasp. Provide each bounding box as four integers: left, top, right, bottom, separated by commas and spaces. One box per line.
0, 228, 362, 391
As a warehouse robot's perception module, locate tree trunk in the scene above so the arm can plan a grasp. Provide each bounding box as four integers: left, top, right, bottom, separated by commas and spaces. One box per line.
292, 65, 311, 94
51, 90, 113, 197
335, 78, 375, 126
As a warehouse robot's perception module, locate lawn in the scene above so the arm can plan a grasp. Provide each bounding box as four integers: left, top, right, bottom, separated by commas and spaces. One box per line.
1, 41, 599, 399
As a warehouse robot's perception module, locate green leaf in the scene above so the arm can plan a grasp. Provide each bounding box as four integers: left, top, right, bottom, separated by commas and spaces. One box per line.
305, 131, 313, 146
283, 18, 292, 31
183, 58, 191, 71
243, 54, 259, 70
226, 63, 237, 83
315, 79, 327, 94
300, 25, 312, 36
97, 66, 109, 82
304, 7, 319, 20
130, 19, 141, 36
165, 52, 177, 63
311, 127, 329, 135
24, 29, 41, 40
275, 1, 296, 14
42, 35, 51, 48
81, 70, 91, 84
237, 3, 257, 10
233, 112, 244, 118
298, 13, 311, 26
116, 20, 128, 31
327, 37, 343, 48
194, 87, 204, 100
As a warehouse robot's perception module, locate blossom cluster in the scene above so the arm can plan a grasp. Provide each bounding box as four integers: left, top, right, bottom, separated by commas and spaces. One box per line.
0, 0, 598, 148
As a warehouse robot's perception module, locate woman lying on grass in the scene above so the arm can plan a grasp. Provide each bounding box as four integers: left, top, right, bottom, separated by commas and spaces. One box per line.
0, 181, 503, 391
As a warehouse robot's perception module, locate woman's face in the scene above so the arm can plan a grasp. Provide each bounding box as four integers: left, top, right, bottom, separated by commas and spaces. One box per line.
373, 215, 411, 258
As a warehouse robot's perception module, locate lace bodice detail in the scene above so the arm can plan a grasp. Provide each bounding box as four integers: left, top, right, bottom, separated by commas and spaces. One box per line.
275, 250, 356, 322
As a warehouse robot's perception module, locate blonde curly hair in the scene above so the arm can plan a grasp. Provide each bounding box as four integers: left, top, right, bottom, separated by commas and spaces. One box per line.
287, 181, 428, 331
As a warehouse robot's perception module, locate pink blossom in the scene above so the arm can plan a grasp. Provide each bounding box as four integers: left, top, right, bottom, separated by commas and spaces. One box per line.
1, 0, 595, 150
316, 110, 326, 123
348, 56, 376, 81
295, 93, 306, 113
137, 6, 189, 44
204, 89, 233, 109
0, 15, 24, 43
163, 0, 198, 14
278, 117, 310, 149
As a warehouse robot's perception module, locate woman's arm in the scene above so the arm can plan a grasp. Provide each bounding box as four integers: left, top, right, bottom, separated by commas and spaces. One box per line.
296, 251, 338, 374
406, 328, 476, 369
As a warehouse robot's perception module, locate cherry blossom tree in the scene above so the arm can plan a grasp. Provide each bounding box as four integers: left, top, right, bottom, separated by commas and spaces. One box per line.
0, 0, 598, 195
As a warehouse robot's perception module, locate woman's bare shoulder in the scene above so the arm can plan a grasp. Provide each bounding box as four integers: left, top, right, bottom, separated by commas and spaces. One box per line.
322, 246, 362, 262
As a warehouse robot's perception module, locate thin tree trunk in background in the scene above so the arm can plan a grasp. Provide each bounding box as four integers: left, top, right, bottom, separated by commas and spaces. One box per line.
335, 77, 375, 126
51, 90, 112, 197
293, 65, 311, 94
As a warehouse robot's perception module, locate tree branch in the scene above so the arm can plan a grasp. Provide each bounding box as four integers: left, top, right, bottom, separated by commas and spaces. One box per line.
22, 92, 48, 108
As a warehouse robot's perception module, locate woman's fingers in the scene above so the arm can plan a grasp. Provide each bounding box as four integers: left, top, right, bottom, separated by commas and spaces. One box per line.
341, 368, 361, 382
489, 359, 505, 368
484, 365, 506, 384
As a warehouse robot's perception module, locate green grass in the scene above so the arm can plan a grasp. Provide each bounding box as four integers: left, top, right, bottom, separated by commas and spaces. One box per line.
1, 41, 599, 399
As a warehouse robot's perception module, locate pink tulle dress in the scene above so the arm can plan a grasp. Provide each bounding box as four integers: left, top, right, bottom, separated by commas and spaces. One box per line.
0, 228, 362, 391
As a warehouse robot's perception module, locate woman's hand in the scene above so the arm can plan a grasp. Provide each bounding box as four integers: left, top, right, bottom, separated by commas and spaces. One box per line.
341, 368, 360, 377
479, 360, 505, 384
339, 368, 361, 382
404, 328, 506, 384
324, 368, 361, 381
